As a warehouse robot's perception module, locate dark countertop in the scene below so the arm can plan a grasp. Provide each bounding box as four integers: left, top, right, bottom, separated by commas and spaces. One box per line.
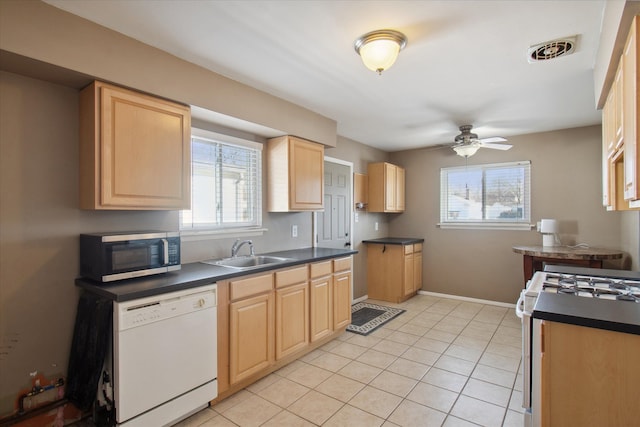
533, 292, 640, 335
76, 247, 357, 302
362, 237, 424, 245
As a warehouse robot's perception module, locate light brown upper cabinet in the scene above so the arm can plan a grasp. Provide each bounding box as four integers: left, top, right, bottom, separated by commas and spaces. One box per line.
623, 16, 639, 206
79, 81, 191, 210
602, 16, 639, 211
367, 162, 405, 213
353, 172, 368, 209
267, 136, 324, 212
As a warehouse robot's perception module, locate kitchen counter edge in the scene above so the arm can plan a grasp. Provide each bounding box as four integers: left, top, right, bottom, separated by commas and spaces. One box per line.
362, 237, 424, 245
76, 247, 357, 302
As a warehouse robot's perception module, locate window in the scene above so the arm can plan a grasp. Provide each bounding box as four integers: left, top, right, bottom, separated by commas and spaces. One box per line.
440, 161, 531, 229
181, 129, 262, 232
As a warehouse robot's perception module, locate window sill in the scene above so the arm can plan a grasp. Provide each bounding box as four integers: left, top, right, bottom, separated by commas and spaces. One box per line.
180, 227, 268, 242
437, 223, 534, 231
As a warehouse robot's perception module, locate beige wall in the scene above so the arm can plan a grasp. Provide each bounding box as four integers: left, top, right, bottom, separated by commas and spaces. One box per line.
389, 126, 627, 303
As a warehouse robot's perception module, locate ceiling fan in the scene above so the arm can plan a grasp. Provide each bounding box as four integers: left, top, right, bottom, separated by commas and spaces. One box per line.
452, 125, 512, 157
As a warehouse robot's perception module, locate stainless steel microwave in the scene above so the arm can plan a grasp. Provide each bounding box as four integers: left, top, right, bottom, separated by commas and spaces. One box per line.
80, 231, 181, 282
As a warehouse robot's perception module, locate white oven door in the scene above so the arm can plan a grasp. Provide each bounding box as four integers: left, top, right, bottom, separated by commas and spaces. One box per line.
516, 289, 533, 427
114, 285, 218, 424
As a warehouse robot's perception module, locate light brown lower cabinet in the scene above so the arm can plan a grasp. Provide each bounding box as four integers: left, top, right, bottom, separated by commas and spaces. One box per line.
275, 266, 309, 359
229, 291, 274, 385
216, 256, 352, 402
333, 268, 352, 329
310, 260, 333, 342
539, 320, 640, 427
366, 242, 422, 303
414, 247, 423, 292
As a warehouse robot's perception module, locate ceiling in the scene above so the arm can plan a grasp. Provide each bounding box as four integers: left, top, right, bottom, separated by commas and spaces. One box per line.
45, 0, 606, 152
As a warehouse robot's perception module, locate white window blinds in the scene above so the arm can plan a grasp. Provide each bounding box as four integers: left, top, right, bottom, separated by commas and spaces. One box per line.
440, 161, 531, 229
181, 130, 262, 231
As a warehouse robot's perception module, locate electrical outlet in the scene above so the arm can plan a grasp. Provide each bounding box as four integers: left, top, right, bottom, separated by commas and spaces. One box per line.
375, 222, 379, 231
291, 225, 298, 237
354, 212, 359, 223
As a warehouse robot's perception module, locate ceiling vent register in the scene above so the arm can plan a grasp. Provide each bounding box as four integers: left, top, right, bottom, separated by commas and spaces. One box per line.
527, 36, 576, 62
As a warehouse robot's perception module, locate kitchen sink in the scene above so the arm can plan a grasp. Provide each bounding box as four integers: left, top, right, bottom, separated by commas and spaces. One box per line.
202, 255, 294, 270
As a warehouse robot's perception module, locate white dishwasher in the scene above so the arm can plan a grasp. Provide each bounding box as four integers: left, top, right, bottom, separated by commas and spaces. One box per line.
113, 284, 217, 426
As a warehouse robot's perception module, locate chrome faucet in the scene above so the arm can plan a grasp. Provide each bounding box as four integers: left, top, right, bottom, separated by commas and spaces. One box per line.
231, 239, 254, 257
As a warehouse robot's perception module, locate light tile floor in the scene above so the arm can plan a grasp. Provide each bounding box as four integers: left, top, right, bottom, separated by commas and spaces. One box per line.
177, 294, 524, 427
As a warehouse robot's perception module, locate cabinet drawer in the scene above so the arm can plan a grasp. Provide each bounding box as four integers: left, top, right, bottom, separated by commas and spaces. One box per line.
404, 245, 414, 255
333, 257, 352, 272
275, 266, 308, 288
310, 261, 332, 278
230, 273, 273, 300
413, 243, 422, 253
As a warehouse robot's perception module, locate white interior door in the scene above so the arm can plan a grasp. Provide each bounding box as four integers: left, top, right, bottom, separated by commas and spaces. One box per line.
316, 158, 352, 250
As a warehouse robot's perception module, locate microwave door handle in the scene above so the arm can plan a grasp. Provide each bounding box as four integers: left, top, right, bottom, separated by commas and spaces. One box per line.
161, 239, 169, 266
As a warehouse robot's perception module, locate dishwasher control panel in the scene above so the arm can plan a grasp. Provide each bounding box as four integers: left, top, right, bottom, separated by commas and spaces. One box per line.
116, 284, 217, 331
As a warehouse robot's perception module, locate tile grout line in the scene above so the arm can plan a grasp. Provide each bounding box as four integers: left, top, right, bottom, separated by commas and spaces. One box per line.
200, 295, 523, 427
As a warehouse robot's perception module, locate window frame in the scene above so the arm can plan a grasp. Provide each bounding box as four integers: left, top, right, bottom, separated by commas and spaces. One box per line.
439, 160, 532, 230
179, 128, 264, 237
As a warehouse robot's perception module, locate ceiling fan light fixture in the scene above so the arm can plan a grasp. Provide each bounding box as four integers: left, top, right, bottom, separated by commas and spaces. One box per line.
453, 144, 480, 158
354, 29, 407, 74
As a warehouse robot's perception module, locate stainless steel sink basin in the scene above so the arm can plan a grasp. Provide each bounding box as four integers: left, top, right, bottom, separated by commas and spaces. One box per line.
202, 255, 293, 270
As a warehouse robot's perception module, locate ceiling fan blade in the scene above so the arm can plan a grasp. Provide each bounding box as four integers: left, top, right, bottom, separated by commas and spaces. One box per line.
478, 136, 507, 143
480, 142, 513, 150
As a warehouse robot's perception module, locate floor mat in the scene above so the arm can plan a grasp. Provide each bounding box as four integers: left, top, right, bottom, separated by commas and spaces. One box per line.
346, 302, 405, 336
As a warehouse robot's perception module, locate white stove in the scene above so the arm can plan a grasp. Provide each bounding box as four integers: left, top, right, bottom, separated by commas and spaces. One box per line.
518, 270, 640, 317
515, 267, 640, 427
533, 271, 640, 302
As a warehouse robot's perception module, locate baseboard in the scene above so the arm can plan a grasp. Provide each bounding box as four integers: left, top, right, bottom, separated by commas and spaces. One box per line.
352, 294, 368, 304
417, 290, 516, 309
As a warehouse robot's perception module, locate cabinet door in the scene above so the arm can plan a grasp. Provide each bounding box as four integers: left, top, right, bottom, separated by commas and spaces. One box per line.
540, 321, 640, 427
275, 282, 309, 359
333, 271, 352, 329
602, 101, 613, 208
229, 292, 274, 384
384, 163, 397, 212
403, 253, 415, 297
80, 81, 191, 210
613, 63, 624, 152
310, 276, 333, 342
290, 137, 324, 210
414, 251, 423, 291
623, 17, 639, 202
396, 166, 405, 211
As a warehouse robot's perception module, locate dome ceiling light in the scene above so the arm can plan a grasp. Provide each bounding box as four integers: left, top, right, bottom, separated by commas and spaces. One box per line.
354, 29, 407, 75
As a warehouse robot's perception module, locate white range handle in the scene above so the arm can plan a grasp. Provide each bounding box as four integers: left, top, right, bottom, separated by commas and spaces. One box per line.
515, 290, 525, 319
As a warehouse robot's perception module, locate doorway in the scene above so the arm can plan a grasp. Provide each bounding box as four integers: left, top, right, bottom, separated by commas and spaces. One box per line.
314, 157, 353, 251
